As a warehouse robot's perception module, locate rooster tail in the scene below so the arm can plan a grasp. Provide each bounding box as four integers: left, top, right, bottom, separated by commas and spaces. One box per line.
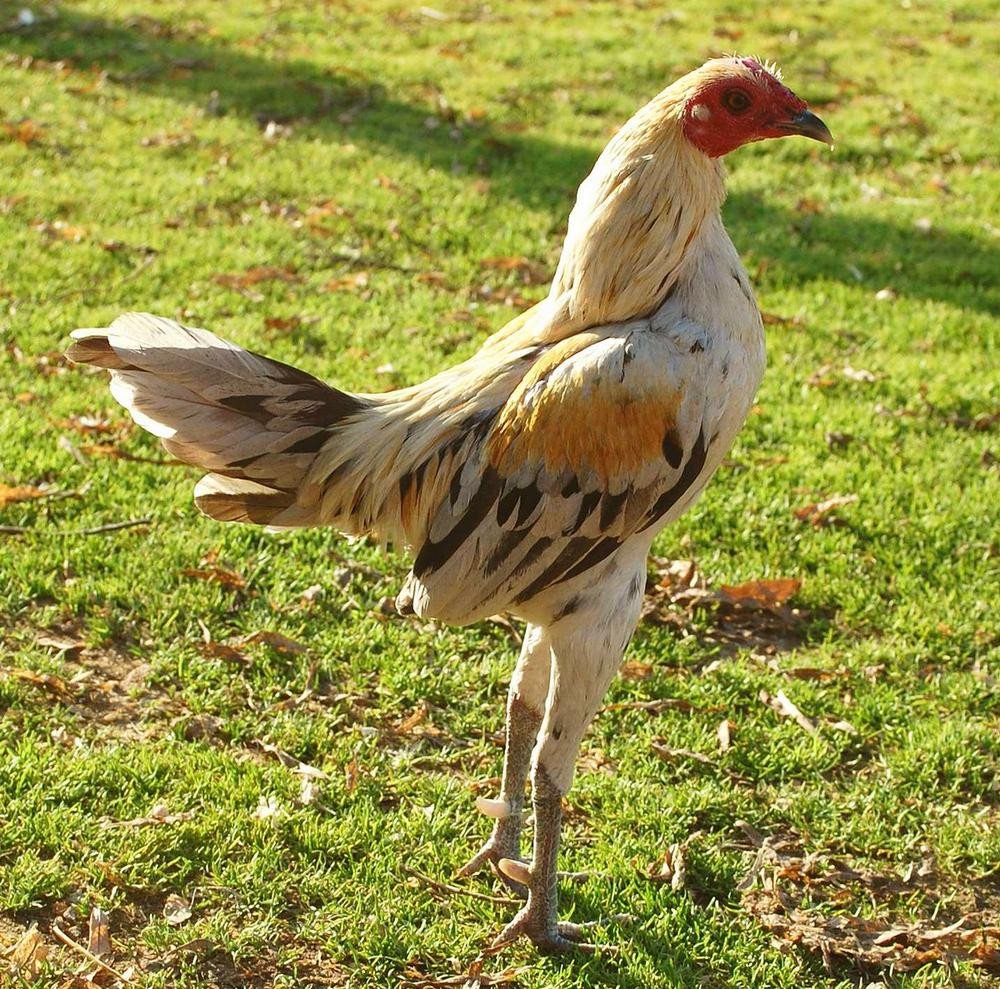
68, 313, 371, 528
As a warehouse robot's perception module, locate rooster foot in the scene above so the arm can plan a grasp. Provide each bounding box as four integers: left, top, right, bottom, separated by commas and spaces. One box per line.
490, 906, 623, 954
456, 837, 527, 897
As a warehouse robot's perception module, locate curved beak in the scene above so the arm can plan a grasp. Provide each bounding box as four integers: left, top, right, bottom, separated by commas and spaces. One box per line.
775, 108, 834, 147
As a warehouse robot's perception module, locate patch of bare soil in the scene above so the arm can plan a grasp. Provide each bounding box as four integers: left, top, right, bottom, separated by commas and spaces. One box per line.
2, 619, 184, 742
641, 558, 836, 657
733, 823, 1000, 975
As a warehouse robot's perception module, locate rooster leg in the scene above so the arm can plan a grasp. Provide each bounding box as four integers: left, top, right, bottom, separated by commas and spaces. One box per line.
492, 587, 641, 953
457, 625, 550, 893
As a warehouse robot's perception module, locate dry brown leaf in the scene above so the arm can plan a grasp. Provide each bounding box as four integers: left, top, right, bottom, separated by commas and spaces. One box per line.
717, 718, 733, 753
252, 739, 328, 778
101, 803, 195, 828
745, 889, 999, 972
842, 365, 882, 383
786, 666, 846, 682
237, 630, 308, 654
794, 494, 858, 527
647, 841, 687, 890
806, 365, 837, 388
214, 265, 299, 289
480, 255, 550, 286
87, 906, 111, 959
396, 701, 430, 734
620, 659, 654, 681
31, 219, 87, 242
263, 315, 302, 333
651, 742, 717, 768
36, 633, 86, 655
3, 119, 44, 145
8, 925, 48, 977
199, 640, 248, 663
324, 271, 370, 292
761, 311, 803, 327
163, 894, 192, 925
760, 689, 817, 734
719, 578, 801, 608
4, 666, 76, 699
604, 697, 707, 714
0, 483, 49, 506
181, 566, 246, 589
55, 414, 124, 436
344, 758, 359, 792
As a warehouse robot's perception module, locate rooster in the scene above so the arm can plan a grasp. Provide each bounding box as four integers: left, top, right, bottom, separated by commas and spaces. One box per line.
68, 57, 831, 952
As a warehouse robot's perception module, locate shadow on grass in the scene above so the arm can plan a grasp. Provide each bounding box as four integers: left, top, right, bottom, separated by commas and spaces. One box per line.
3, 7, 998, 317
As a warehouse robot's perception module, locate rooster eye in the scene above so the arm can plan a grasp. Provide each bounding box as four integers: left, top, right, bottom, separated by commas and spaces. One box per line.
722, 89, 752, 115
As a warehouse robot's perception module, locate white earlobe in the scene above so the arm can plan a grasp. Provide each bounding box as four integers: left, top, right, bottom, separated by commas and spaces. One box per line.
691, 103, 711, 122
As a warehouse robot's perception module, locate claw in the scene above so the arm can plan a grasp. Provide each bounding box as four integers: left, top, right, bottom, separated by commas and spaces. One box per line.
456, 838, 528, 897
490, 906, 621, 954
497, 857, 531, 886
475, 796, 511, 819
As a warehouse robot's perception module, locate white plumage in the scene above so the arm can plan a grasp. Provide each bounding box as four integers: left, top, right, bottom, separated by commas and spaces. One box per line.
68, 56, 830, 951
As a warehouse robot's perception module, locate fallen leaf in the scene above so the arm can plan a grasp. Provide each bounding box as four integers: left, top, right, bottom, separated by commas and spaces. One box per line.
604, 697, 705, 714
806, 365, 837, 388
324, 271, 370, 292
4, 666, 75, 700
620, 659, 653, 681
181, 566, 246, 589
199, 640, 248, 663
480, 255, 550, 286
236, 630, 308, 654
214, 265, 299, 289
647, 841, 687, 889
761, 311, 803, 327
299, 778, 319, 805
0, 483, 48, 506
786, 666, 846, 682
253, 794, 283, 821
31, 219, 87, 242
842, 365, 881, 383
163, 894, 192, 925
8, 925, 48, 978
101, 803, 195, 828
794, 494, 858, 527
252, 739, 328, 779
651, 742, 717, 768
760, 689, 817, 734
3, 118, 44, 145
263, 315, 301, 332
719, 578, 801, 609
35, 633, 85, 655
717, 718, 732, 753
87, 906, 111, 959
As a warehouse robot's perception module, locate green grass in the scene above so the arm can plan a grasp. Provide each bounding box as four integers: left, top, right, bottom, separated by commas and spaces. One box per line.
1, 1, 998, 986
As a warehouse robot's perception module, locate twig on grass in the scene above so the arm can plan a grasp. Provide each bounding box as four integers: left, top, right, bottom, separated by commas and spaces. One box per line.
405, 866, 519, 906
51, 922, 134, 984
76, 517, 153, 535
1, 518, 154, 537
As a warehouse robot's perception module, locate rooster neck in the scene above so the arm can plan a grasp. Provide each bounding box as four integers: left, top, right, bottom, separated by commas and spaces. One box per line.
540, 99, 726, 344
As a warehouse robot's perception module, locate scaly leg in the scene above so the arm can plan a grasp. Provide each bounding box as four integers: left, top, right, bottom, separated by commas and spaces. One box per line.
492, 569, 645, 951
457, 624, 550, 892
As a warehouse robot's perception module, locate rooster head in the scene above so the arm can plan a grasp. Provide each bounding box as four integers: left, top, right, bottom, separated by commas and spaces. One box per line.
680, 57, 832, 158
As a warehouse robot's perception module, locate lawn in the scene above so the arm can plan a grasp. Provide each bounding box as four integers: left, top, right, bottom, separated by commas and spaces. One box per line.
0, 0, 997, 986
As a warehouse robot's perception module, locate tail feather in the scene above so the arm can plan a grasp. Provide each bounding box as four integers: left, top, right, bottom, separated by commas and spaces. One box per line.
68, 313, 369, 527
